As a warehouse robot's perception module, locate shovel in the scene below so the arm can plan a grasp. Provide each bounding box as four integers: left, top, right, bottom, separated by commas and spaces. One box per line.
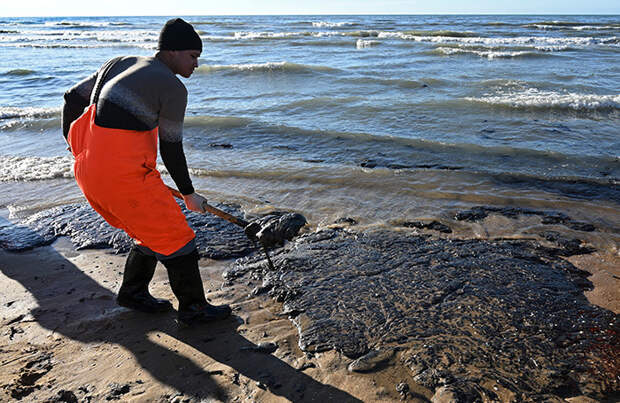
166, 185, 276, 270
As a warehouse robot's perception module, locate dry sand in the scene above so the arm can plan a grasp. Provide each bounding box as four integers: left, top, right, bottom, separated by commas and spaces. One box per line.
0, 234, 618, 402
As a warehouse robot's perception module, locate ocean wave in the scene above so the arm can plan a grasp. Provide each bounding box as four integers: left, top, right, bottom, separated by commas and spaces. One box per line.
45, 21, 126, 28
312, 21, 358, 28
3, 69, 35, 76
534, 45, 572, 52
356, 39, 380, 49
232, 31, 314, 40
195, 61, 340, 75
0, 155, 74, 181
349, 30, 380, 38
434, 43, 573, 53
402, 29, 478, 38
0, 29, 157, 46
523, 20, 620, 28
46, 23, 101, 29
6, 28, 155, 40
0, 106, 60, 120
527, 24, 620, 31
464, 89, 620, 111
0, 42, 155, 50
433, 47, 547, 59
377, 32, 620, 47
4, 20, 38, 25
484, 22, 519, 27
93, 30, 158, 43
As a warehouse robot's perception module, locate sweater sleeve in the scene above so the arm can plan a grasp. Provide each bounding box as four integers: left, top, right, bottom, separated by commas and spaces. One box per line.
160, 139, 195, 195
158, 75, 194, 195
61, 72, 96, 140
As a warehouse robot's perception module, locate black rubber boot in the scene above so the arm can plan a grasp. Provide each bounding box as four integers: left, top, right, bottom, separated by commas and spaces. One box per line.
162, 249, 231, 327
117, 247, 173, 313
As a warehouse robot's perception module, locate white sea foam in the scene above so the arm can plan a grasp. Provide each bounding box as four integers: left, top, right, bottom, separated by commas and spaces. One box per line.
195, 61, 339, 74
0, 155, 74, 181
197, 61, 291, 73
227, 31, 348, 41
0, 42, 155, 49
92, 30, 157, 43
528, 24, 618, 31
377, 32, 619, 47
434, 47, 540, 59
0, 29, 156, 47
534, 45, 571, 52
0, 106, 59, 120
465, 89, 620, 110
312, 21, 356, 28
356, 39, 380, 49
233, 31, 311, 40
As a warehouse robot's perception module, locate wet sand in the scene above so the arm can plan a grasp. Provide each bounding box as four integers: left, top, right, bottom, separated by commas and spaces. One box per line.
0, 207, 618, 402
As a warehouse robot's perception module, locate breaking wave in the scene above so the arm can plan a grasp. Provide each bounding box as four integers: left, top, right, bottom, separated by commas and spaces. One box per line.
0, 106, 59, 120
378, 32, 620, 47
356, 39, 380, 49
523, 20, 620, 28
312, 21, 358, 28
195, 61, 340, 75
0, 42, 155, 49
527, 24, 620, 31
464, 89, 620, 111
0, 155, 74, 181
433, 47, 546, 59
232, 31, 314, 40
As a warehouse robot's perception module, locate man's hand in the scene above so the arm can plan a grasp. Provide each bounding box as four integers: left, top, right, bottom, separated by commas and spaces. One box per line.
182, 192, 208, 213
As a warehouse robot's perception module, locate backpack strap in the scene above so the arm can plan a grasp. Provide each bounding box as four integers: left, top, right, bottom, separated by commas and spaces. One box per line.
90, 56, 123, 105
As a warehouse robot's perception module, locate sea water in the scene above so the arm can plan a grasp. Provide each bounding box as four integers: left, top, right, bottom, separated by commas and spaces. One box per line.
0, 15, 618, 248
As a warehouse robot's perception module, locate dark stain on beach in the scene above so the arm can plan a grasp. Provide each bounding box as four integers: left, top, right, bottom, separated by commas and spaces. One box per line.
2, 203, 618, 400
0, 202, 256, 259
225, 228, 619, 401
454, 205, 597, 232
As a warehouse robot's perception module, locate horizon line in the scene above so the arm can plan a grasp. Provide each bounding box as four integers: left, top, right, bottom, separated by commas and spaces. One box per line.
2, 13, 620, 18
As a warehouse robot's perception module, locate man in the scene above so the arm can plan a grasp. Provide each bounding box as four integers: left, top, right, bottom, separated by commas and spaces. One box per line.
62, 18, 231, 327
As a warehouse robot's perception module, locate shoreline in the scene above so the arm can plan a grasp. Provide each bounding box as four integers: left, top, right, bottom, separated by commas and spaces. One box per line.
1, 221, 618, 402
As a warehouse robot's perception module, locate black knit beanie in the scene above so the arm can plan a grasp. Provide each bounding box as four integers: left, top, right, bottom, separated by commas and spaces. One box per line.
158, 18, 202, 52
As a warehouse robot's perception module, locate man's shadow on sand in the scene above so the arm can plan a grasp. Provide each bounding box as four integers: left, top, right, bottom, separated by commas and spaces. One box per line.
0, 218, 361, 402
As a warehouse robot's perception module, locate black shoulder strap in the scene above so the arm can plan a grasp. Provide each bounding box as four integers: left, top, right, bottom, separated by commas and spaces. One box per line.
90, 56, 123, 105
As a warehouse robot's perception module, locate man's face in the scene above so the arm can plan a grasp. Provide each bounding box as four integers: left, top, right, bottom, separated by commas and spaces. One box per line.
172, 50, 201, 78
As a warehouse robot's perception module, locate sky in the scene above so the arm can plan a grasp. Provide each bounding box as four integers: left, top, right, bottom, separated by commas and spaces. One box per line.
1, 0, 618, 17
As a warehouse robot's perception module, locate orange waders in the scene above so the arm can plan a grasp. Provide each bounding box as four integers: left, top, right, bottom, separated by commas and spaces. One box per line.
67, 103, 195, 256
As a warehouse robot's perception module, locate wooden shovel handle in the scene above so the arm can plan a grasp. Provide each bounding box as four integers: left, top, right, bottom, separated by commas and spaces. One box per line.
166, 185, 249, 228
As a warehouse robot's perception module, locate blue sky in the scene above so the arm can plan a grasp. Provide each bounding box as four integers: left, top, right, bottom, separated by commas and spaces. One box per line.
1, 0, 619, 17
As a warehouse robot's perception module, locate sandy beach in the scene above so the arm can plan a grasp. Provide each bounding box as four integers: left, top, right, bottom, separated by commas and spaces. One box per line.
1, 13, 619, 403
1, 214, 618, 402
